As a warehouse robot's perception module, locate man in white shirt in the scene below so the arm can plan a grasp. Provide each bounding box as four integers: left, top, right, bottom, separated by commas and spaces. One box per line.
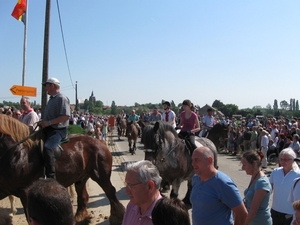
199, 108, 215, 137
19, 97, 40, 131
260, 130, 269, 168
162, 101, 176, 128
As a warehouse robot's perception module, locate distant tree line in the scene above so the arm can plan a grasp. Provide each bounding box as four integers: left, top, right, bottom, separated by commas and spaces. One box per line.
2, 98, 299, 119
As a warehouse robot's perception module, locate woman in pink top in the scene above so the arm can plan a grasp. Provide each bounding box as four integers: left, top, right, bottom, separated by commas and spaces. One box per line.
178, 99, 200, 154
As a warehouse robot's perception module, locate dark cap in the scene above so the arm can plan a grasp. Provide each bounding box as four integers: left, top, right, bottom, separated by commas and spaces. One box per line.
163, 101, 170, 107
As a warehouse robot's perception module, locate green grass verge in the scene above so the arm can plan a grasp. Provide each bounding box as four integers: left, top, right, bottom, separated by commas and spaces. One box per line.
68, 125, 87, 135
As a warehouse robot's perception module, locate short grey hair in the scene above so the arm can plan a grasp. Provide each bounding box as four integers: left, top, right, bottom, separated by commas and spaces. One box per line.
21, 96, 31, 104
280, 147, 298, 171
126, 160, 162, 189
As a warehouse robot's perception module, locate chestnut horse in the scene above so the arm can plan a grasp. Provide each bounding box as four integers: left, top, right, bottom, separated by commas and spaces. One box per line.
0, 114, 124, 225
126, 121, 138, 155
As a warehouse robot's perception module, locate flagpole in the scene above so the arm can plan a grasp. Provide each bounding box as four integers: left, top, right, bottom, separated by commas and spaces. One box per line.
22, 0, 28, 86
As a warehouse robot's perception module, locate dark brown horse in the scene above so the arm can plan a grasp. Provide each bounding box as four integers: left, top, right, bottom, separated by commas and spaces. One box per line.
142, 121, 217, 206
126, 121, 138, 155
0, 114, 124, 225
206, 123, 228, 150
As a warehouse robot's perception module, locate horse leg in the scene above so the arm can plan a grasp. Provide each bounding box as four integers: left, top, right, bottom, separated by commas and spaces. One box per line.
182, 179, 192, 208
132, 141, 136, 155
128, 140, 132, 153
90, 170, 125, 225
8, 195, 17, 216
74, 179, 91, 223
160, 180, 170, 193
68, 184, 76, 203
170, 179, 181, 199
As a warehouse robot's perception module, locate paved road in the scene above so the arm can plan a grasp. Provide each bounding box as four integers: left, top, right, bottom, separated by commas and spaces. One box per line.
0, 130, 275, 224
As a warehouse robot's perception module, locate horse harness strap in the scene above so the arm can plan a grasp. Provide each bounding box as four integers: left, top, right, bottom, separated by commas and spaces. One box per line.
165, 142, 181, 157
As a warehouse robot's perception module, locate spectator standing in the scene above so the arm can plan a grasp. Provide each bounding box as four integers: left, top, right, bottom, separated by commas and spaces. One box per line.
260, 130, 269, 169
122, 160, 162, 225
87, 120, 95, 136
19, 97, 40, 131
289, 158, 300, 225
290, 134, 300, 156
26, 179, 75, 225
250, 126, 258, 150
101, 121, 108, 141
241, 150, 272, 224
270, 148, 300, 225
95, 122, 102, 139
152, 197, 190, 225
190, 146, 247, 225
243, 127, 252, 151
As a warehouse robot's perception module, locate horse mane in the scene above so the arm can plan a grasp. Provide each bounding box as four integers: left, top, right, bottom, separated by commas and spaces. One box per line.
0, 114, 35, 148
141, 124, 155, 146
156, 121, 179, 141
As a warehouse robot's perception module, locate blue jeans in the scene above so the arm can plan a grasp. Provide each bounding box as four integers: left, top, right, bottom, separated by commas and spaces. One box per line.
44, 127, 67, 150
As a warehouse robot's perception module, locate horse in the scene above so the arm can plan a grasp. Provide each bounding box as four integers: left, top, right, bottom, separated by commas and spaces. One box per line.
119, 118, 127, 137
205, 123, 228, 150
142, 121, 217, 206
127, 121, 138, 155
0, 114, 124, 225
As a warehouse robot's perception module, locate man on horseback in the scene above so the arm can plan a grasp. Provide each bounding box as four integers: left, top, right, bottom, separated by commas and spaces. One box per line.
39, 77, 70, 179
199, 108, 215, 137
127, 110, 141, 137
162, 101, 176, 128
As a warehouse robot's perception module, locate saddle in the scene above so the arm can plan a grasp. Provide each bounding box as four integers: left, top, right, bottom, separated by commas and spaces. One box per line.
39, 137, 70, 159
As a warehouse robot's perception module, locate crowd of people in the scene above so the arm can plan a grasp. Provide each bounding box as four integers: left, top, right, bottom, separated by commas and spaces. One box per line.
3, 86, 300, 225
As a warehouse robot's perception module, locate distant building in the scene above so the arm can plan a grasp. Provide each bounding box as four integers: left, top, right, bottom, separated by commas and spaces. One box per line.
199, 104, 224, 118
89, 91, 96, 105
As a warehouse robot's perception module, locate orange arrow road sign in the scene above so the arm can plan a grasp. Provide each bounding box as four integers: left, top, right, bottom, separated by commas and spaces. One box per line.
10, 85, 37, 97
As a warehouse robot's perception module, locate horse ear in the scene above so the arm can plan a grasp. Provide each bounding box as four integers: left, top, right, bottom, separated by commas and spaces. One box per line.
153, 122, 159, 132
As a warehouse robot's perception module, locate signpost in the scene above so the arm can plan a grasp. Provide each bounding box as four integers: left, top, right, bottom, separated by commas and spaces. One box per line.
108, 116, 115, 145
10, 85, 37, 97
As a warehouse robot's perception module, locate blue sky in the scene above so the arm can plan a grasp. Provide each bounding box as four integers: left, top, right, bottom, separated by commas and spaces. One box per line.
1, 0, 299, 109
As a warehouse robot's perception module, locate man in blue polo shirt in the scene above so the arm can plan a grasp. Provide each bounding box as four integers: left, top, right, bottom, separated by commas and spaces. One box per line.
191, 146, 248, 225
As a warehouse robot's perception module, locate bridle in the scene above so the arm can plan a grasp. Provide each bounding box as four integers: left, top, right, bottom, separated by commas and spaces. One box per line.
152, 133, 181, 162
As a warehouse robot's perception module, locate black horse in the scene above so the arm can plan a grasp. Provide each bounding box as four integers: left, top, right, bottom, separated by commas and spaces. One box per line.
142, 121, 217, 206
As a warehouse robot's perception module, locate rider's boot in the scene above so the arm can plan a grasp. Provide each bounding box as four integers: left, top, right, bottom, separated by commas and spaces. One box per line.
44, 148, 56, 179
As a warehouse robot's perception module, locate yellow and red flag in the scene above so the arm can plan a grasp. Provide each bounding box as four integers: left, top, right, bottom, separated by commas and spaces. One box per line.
11, 0, 27, 22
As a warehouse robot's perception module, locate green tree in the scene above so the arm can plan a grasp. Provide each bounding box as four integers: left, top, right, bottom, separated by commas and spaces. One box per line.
212, 100, 225, 111
222, 104, 238, 118
296, 100, 299, 111
111, 101, 117, 115
273, 99, 278, 111
280, 100, 289, 110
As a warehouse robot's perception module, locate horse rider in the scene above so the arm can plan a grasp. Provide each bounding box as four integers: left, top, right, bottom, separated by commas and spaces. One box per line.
162, 101, 176, 128
178, 99, 200, 155
199, 108, 215, 137
39, 77, 70, 179
127, 110, 141, 137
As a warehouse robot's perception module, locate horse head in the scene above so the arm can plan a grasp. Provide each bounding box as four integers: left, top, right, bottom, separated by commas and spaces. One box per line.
142, 123, 159, 163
